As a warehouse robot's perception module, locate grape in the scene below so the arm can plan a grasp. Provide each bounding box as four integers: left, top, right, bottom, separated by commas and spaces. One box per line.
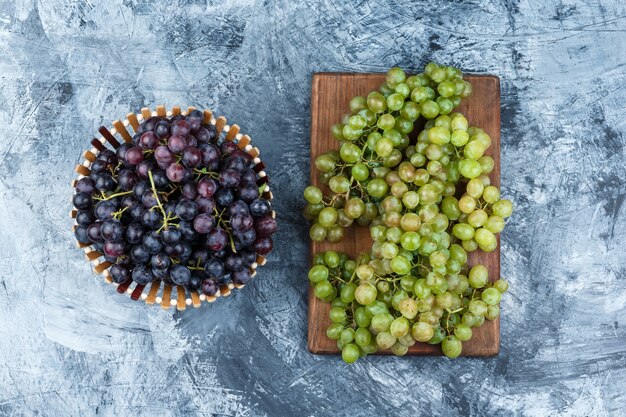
442, 335, 462, 358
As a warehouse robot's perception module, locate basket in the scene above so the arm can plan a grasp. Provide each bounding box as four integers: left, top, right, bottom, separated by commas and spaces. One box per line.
70, 105, 274, 310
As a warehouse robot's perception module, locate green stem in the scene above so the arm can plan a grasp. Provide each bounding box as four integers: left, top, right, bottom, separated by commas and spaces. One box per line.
94, 190, 133, 201
148, 170, 168, 229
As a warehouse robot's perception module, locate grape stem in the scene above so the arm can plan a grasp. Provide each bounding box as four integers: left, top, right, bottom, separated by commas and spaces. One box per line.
93, 190, 133, 201
148, 170, 169, 229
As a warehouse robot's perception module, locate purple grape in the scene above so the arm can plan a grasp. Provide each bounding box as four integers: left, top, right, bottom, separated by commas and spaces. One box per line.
152, 267, 169, 280
151, 251, 170, 270
73, 192, 92, 210
110, 264, 130, 284
87, 222, 103, 242
205, 258, 225, 278
197, 178, 217, 198
255, 214, 277, 237
170, 265, 191, 285
229, 200, 250, 216
254, 237, 273, 255
95, 173, 116, 191
133, 181, 149, 199
90, 159, 108, 174
140, 131, 159, 149
129, 204, 145, 222
249, 198, 271, 217
104, 241, 125, 258
220, 141, 238, 155
206, 228, 228, 251
218, 168, 240, 188
125, 222, 144, 244
178, 221, 197, 241
125, 146, 143, 165
215, 188, 235, 208
118, 169, 138, 191
198, 143, 220, 167
175, 199, 198, 221
143, 231, 163, 254
161, 226, 182, 245
188, 271, 205, 291
75, 178, 96, 194
201, 278, 219, 295
238, 183, 259, 203
182, 182, 198, 199
230, 213, 253, 232
225, 254, 244, 271
164, 243, 185, 257
192, 213, 215, 234
232, 268, 252, 285
95, 200, 117, 221
171, 120, 190, 137
130, 245, 151, 264
152, 169, 169, 189
190, 249, 209, 266
74, 226, 91, 243
101, 219, 124, 242
167, 134, 187, 153
132, 264, 153, 285
195, 196, 216, 213
141, 190, 158, 208
234, 228, 256, 247
141, 210, 163, 229
241, 249, 257, 265
240, 169, 257, 185
186, 134, 198, 148
155, 121, 170, 138
182, 147, 202, 168
76, 210, 95, 226
155, 145, 175, 166
224, 156, 246, 173
166, 162, 185, 182
142, 116, 161, 132
136, 160, 156, 180
97, 149, 117, 164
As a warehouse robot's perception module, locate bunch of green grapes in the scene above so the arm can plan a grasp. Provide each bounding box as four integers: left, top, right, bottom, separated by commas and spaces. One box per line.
308, 250, 508, 362
303, 63, 513, 362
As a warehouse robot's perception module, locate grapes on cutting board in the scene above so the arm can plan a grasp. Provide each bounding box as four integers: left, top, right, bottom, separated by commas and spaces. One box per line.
304, 63, 512, 362
73, 111, 276, 297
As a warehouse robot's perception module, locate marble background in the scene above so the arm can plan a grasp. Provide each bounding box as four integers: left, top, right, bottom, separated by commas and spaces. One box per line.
0, 0, 625, 416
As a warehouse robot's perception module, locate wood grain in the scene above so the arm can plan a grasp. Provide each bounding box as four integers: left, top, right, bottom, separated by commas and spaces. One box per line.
308, 73, 501, 356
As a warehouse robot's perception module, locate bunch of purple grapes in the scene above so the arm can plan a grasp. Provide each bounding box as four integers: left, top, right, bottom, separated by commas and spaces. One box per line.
72, 110, 276, 297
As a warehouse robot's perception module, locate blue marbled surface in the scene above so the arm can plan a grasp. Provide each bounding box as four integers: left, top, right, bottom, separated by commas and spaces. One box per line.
0, 1, 625, 416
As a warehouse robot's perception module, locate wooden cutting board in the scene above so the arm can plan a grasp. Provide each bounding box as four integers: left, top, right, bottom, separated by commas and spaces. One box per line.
308, 73, 501, 356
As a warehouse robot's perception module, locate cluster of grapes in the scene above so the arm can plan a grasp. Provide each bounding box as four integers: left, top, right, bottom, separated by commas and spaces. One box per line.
303, 63, 512, 362
73, 110, 276, 297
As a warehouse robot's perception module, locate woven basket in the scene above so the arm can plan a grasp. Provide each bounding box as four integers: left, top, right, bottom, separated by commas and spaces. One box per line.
70, 106, 274, 310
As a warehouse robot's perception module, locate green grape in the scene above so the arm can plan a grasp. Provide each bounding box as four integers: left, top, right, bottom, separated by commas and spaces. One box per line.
390, 256, 412, 275
371, 313, 394, 333
458, 158, 482, 179
375, 331, 397, 350
375, 137, 394, 157
391, 181, 408, 198
461, 312, 476, 327
411, 86, 431, 103
493, 279, 509, 293
451, 114, 468, 131
478, 155, 495, 173
484, 215, 505, 233
395, 83, 411, 98
442, 335, 462, 358
331, 123, 344, 140
304, 186, 323, 204
452, 223, 475, 240
380, 82, 394, 95
345, 198, 365, 219
340, 283, 357, 303
486, 305, 500, 320
308, 265, 329, 283
314, 154, 336, 173
400, 231, 420, 251
493, 199, 513, 218
436, 97, 454, 115
399, 297, 418, 319
449, 244, 467, 263
314, 280, 333, 299
350, 96, 367, 113
381, 242, 399, 259
330, 306, 348, 324
309, 223, 327, 241
468, 264, 488, 288
466, 178, 485, 199
366, 300, 389, 317
469, 299, 488, 317
468, 209, 488, 228
411, 321, 434, 342
390, 317, 410, 338
355, 307, 371, 327
349, 115, 367, 130
464, 140, 486, 159
427, 326, 445, 344
386, 67, 406, 87
336, 209, 353, 227
312, 253, 326, 265
340, 143, 361, 164
344, 260, 356, 274
355, 283, 377, 305
451, 130, 470, 147
395, 117, 414, 135
377, 280, 390, 293
329, 175, 350, 194
387, 93, 405, 111
475, 228, 497, 252
401, 101, 420, 120
355, 327, 372, 346
342, 343, 360, 363
421, 100, 440, 118
367, 178, 389, 198
342, 125, 361, 141
399, 213, 420, 232
318, 207, 337, 228
399, 275, 416, 293
326, 323, 344, 340
323, 250, 340, 267
377, 114, 396, 131
481, 287, 502, 305
367, 91, 387, 113
482, 185, 500, 203
472, 131, 492, 148
462, 238, 478, 252
458, 194, 477, 214
413, 279, 432, 299
391, 342, 409, 356
341, 328, 356, 344
351, 163, 369, 181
